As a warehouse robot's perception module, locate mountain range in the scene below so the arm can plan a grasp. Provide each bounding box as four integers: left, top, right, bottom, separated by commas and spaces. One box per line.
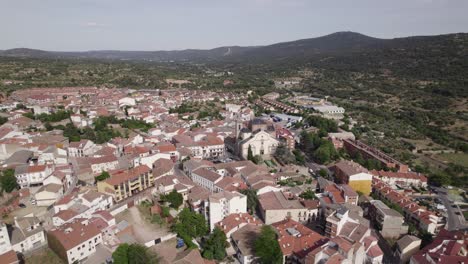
1, 31, 466, 63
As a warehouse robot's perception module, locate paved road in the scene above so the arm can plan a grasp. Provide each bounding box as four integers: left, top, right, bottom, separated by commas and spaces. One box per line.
433, 187, 467, 231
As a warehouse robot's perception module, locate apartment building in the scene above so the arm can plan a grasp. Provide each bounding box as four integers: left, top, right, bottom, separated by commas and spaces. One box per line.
331, 160, 373, 195
97, 165, 153, 202
369, 200, 408, 238
325, 207, 370, 240
207, 191, 247, 231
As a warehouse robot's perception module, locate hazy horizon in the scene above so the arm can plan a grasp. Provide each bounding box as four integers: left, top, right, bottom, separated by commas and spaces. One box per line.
1, 0, 468, 51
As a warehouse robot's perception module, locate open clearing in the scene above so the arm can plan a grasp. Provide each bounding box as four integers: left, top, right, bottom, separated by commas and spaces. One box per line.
436, 153, 468, 167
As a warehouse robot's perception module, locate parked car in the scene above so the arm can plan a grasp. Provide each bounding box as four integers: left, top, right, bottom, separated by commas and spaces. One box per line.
18, 203, 26, 208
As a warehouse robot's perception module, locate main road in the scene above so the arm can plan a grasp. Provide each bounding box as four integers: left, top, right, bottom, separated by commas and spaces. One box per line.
433, 187, 467, 231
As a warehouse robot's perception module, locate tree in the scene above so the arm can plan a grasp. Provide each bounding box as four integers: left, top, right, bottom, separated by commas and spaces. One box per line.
112, 243, 130, 264
63, 123, 81, 142
161, 206, 170, 218
0, 169, 18, 193
314, 144, 331, 164
0, 116, 7, 126
313, 140, 338, 164
428, 173, 451, 187
292, 149, 306, 165
172, 208, 208, 247
318, 169, 328, 177
299, 189, 316, 200
95, 171, 110, 182
202, 227, 229, 260
255, 226, 282, 264
161, 190, 183, 209
112, 243, 158, 264
240, 189, 258, 214
44, 122, 54, 131
419, 231, 434, 249
275, 144, 295, 164
127, 243, 157, 264
252, 155, 263, 165
247, 145, 254, 162
82, 127, 97, 142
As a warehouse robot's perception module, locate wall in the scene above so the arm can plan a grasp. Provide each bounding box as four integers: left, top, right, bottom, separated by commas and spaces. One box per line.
110, 203, 128, 216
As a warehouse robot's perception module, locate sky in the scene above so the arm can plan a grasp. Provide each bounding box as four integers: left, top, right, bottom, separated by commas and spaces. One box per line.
1, 0, 467, 51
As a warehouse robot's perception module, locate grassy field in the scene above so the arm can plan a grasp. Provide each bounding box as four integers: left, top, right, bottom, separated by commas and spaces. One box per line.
25, 249, 64, 264
436, 153, 468, 167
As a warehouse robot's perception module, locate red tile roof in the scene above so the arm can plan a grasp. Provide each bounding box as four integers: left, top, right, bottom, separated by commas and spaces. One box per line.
106, 165, 151, 186
272, 219, 327, 258
48, 220, 101, 250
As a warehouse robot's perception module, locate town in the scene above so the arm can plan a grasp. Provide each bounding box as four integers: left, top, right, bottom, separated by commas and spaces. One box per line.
0, 85, 466, 264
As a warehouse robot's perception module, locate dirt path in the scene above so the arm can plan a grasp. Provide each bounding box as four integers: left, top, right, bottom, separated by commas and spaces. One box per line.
124, 207, 169, 243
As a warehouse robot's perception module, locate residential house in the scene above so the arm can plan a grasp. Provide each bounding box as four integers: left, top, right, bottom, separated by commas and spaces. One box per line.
216, 213, 262, 238
34, 183, 64, 206
370, 170, 428, 188
191, 167, 223, 193
9, 216, 47, 254
53, 190, 113, 226
272, 219, 328, 263
395, 235, 421, 264
410, 229, 466, 264
67, 140, 97, 157
231, 224, 262, 264
15, 164, 54, 188
48, 220, 103, 264
257, 191, 312, 225
0, 221, 12, 255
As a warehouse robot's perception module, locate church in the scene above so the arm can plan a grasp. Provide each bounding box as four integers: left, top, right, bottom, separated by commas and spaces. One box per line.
232, 118, 280, 160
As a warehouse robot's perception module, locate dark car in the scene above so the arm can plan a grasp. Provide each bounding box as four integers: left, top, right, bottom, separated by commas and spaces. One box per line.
18, 203, 26, 208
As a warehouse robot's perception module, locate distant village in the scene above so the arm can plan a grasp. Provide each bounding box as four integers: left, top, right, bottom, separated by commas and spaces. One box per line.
0, 85, 465, 264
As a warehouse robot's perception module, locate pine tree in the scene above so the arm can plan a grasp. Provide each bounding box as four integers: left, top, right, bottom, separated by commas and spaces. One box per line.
247, 144, 254, 162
